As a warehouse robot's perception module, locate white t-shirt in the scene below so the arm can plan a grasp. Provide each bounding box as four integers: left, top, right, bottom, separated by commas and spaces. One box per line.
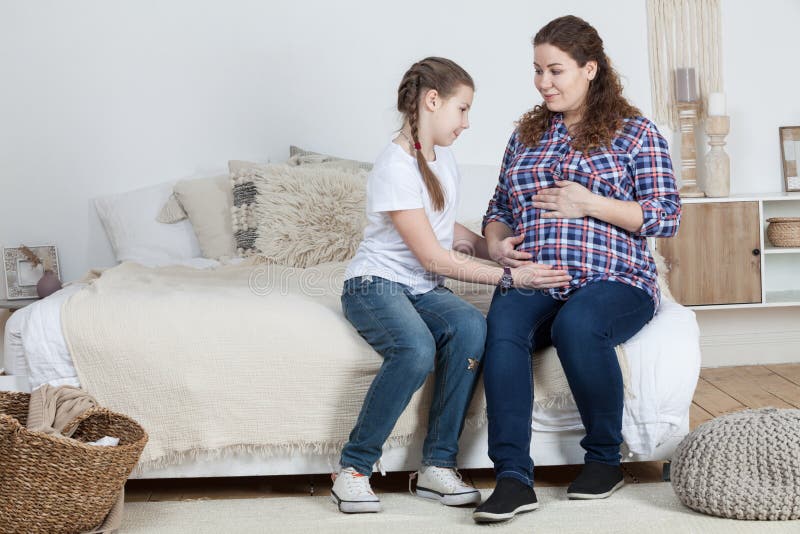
345, 141, 460, 294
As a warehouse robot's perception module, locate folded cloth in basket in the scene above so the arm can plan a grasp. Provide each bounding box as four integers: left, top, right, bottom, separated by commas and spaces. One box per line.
26, 384, 98, 437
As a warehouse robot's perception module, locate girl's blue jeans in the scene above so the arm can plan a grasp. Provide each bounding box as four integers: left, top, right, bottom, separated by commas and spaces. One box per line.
339, 276, 487, 476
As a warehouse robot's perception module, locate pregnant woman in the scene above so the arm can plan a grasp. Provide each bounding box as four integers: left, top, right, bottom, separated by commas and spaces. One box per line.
474, 15, 682, 523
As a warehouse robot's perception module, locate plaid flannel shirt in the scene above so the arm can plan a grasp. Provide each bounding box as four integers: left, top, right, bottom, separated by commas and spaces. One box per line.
483, 114, 681, 309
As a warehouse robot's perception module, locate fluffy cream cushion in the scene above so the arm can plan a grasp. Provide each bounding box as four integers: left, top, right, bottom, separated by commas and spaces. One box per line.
244, 163, 368, 268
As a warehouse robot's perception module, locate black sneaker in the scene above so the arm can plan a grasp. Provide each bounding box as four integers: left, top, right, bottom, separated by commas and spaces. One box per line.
472, 477, 539, 523
566, 462, 624, 500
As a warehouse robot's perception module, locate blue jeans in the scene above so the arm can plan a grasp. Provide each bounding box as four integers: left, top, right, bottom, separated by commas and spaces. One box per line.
339, 276, 487, 476
483, 280, 655, 487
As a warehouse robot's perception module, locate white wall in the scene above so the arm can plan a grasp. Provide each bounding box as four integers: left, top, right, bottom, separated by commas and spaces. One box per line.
1, 0, 799, 365
722, 0, 800, 193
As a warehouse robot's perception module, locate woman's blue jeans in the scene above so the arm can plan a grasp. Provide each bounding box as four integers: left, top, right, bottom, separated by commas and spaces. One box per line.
484, 280, 655, 487
339, 276, 487, 476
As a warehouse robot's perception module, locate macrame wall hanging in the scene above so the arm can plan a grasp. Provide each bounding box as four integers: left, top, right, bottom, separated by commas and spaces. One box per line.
647, 0, 723, 130
646, 0, 729, 198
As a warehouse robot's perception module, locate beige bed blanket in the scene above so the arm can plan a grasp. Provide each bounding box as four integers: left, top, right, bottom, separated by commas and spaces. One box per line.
61, 261, 490, 472
62, 260, 628, 473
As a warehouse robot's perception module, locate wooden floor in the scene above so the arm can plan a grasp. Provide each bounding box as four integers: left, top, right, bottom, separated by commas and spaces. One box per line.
124, 363, 800, 503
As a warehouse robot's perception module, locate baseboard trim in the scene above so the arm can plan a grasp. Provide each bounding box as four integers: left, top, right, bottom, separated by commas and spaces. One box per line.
699, 330, 800, 367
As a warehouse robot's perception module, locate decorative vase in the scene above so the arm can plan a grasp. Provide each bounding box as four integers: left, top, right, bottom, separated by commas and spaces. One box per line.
36, 270, 62, 299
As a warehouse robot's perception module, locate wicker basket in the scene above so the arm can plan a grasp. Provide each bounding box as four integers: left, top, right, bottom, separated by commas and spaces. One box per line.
0, 391, 148, 534
766, 217, 800, 247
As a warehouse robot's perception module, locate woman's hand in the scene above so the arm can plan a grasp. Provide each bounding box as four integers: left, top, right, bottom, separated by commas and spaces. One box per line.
488, 233, 533, 267
511, 263, 571, 289
532, 180, 598, 219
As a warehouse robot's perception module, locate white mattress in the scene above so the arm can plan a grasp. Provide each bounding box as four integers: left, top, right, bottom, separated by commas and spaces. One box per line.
3, 269, 700, 467
5, 284, 84, 388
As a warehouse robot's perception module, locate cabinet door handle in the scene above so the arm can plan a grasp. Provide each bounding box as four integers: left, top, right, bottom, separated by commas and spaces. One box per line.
752, 249, 761, 256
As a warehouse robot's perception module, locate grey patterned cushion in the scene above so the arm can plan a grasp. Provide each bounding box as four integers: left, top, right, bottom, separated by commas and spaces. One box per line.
671, 408, 800, 520
230, 161, 263, 256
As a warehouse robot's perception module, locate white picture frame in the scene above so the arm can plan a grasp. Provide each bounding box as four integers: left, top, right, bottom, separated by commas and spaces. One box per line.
779, 126, 800, 192
2, 245, 61, 300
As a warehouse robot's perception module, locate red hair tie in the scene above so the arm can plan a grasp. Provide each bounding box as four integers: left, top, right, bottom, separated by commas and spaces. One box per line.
414, 142, 422, 150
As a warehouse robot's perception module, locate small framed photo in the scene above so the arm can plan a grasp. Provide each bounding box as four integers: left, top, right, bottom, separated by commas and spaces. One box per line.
2, 245, 60, 300
780, 126, 800, 192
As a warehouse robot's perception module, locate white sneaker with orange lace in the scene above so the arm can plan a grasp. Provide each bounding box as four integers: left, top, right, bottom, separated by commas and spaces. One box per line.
331, 467, 381, 513
412, 466, 481, 506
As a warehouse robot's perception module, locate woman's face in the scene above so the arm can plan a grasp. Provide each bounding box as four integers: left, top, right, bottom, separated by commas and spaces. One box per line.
533, 43, 596, 119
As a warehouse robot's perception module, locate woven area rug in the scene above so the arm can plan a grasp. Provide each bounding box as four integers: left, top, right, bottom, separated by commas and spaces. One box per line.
122, 483, 799, 533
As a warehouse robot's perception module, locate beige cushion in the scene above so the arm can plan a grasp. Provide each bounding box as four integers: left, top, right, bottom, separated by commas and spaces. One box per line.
157, 175, 236, 259
230, 161, 368, 267
157, 194, 188, 223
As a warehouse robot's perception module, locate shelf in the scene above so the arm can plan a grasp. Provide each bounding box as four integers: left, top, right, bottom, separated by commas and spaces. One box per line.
765, 290, 800, 305
689, 302, 766, 311
681, 192, 800, 204
763, 245, 800, 254
669, 195, 800, 310
685, 290, 800, 310
0, 298, 39, 310
689, 300, 800, 311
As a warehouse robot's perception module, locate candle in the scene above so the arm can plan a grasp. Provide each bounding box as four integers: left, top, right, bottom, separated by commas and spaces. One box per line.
675, 68, 697, 102
708, 92, 726, 115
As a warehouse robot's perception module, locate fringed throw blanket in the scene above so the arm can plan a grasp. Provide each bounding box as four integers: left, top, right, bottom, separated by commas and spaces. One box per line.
61, 261, 489, 473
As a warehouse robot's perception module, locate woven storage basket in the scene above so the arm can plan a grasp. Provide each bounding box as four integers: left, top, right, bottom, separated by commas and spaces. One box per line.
0, 391, 148, 534
766, 217, 800, 247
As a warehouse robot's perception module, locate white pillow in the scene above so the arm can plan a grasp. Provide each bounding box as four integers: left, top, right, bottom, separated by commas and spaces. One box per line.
94, 182, 202, 264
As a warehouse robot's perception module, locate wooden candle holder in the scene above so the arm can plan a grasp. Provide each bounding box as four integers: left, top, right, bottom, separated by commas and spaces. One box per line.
704, 115, 731, 197
677, 102, 705, 198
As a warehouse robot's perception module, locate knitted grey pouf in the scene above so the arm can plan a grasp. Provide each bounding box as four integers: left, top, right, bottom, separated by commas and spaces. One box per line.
671, 408, 800, 520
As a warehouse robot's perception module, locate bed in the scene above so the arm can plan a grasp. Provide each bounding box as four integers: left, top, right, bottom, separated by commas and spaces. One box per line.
1, 156, 701, 480
2, 262, 699, 480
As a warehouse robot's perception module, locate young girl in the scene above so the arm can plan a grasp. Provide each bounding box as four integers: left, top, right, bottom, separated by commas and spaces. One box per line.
332, 57, 571, 514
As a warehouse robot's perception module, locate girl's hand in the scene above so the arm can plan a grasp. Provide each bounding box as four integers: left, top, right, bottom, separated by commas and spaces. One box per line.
532, 180, 597, 219
511, 263, 571, 289
488, 233, 533, 267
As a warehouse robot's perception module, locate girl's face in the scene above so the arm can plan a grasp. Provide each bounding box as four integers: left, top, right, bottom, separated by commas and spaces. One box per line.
428, 84, 473, 147
533, 43, 596, 120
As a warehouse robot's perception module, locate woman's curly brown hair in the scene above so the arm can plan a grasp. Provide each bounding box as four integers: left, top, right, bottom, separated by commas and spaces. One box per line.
517, 15, 641, 153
